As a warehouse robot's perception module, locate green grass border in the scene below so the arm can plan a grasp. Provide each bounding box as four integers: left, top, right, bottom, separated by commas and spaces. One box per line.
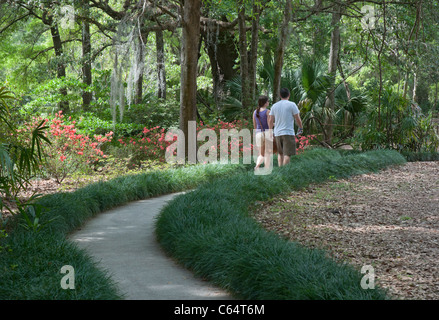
400, 150, 439, 162
0, 163, 247, 299
155, 148, 407, 300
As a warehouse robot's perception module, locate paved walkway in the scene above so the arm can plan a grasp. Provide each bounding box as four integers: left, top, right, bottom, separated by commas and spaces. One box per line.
69, 192, 233, 300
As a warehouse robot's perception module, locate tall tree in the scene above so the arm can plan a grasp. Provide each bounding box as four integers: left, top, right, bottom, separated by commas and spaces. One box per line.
237, 0, 251, 111
44, 11, 69, 113
156, 28, 166, 99
81, 0, 93, 111
248, 1, 261, 105
272, 0, 292, 103
323, 1, 342, 145
203, 24, 239, 109
135, 27, 148, 105
179, 0, 201, 162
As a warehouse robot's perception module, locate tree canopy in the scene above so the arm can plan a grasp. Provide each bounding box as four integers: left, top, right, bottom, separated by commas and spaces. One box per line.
0, 0, 438, 150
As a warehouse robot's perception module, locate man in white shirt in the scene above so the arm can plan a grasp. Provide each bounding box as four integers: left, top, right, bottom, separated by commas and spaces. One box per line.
268, 88, 303, 167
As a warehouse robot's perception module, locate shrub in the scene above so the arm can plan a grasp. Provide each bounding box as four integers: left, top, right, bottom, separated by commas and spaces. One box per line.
0, 86, 49, 198
68, 113, 144, 138
116, 126, 170, 165
400, 150, 439, 162
353, 88, 439, 152
116, 120, 258, 165
22, 111, 113, 183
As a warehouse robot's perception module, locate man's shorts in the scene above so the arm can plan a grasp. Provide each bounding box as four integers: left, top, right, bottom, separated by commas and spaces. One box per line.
275, 135, 296, 156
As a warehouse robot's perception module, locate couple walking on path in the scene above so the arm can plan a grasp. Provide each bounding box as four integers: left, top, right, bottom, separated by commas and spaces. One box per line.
253, 88, 303, 171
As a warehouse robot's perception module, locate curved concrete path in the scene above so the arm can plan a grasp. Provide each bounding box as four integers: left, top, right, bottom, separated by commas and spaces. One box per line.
69, 192, 233, 300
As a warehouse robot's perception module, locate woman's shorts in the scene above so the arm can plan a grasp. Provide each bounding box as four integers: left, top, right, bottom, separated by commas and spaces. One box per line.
255, 131, 266, 148
256, 131, 275, 151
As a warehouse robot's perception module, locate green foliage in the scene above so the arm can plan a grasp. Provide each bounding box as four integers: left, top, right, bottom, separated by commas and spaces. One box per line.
0, 232, 122, 300
129, 97, 180, 129
21, 77, 84, 114
68, 113, 143, 138
354, 88, 439, 152
400, 150, 439, 162
14, 194, 55, 233
221, 76, 245, 121
0, 86, 50, 200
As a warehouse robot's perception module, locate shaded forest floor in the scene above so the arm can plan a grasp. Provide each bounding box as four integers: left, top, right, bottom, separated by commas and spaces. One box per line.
252, 161, 439, 300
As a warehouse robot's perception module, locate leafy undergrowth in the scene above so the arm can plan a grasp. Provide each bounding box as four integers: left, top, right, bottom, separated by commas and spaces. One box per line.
155, 148, 407, 300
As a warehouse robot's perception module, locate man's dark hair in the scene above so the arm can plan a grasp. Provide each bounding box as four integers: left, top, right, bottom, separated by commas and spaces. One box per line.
280, 88, 290, 99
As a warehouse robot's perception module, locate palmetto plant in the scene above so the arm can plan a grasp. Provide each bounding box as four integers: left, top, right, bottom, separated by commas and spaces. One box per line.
0, 86, 50, 230
354, 87, 439, 152
221, 76, 244, 121
224, 57, 368, 142
282, 58, 333, 132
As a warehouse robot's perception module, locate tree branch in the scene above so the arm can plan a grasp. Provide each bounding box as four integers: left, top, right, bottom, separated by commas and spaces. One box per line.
0, 12, 31, 34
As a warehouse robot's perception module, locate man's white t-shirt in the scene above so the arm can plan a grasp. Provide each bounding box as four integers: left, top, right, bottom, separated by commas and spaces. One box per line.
270, 99, 300, 136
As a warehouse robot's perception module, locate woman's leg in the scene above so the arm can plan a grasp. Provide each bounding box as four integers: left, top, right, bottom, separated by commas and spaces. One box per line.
255, 133, 265, 169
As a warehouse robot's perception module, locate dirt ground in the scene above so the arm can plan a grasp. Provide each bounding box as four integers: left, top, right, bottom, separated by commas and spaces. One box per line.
252, 161, 439, 300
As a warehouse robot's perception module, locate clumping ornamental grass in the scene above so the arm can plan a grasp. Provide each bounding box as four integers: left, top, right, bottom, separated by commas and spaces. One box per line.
155, 148, 407, 300
0, 163, 247, 299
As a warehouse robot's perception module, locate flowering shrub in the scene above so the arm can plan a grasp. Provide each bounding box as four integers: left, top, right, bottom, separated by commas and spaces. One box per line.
117, 120, 314, 165
197, 119, 254, 162
21, 111, 113, 183
117, 126, 169, 166
295, 135, 316, 153
117, 120, 255, 165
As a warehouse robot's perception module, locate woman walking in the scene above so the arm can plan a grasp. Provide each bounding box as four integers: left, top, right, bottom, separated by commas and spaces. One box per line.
253, 95, 272, 171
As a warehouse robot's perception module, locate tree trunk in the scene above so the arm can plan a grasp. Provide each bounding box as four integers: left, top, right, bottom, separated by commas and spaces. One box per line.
376, 0, 387, 131
41, 8, 69, 113
403, 70, 409, 100
238, 0, 251, 111
135, 29, 148, 105
179, 0, 201, 162
50, 24, 69, 114
156, 28, 166, 100
81, 4, 92, 111
412, 70, 417, 103
323, 2, 341, 145
248, 2, 261, 105
272, 0, 292, 103
434, 82, 438, 111
204, 26, 238, 109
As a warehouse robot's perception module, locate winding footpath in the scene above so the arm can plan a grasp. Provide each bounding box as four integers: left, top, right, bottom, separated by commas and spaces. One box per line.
69, 192, 232, 300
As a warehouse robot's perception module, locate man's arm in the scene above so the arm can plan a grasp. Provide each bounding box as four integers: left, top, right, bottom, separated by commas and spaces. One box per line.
294, 113, 303, 134
268, 113, 275, 139
268, 113, 275, 130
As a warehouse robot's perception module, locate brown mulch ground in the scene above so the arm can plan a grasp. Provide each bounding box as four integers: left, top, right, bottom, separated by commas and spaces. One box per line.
252, 161, 439, 300
1, 177, 95, 222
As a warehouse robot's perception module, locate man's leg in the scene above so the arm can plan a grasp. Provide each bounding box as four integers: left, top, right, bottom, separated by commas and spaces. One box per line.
278, 154, 284, 166
275, 136, 284, 166
281, 135, 295, 166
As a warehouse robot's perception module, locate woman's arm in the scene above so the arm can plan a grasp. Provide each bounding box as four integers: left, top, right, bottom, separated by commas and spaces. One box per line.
253, 110, 257, 129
